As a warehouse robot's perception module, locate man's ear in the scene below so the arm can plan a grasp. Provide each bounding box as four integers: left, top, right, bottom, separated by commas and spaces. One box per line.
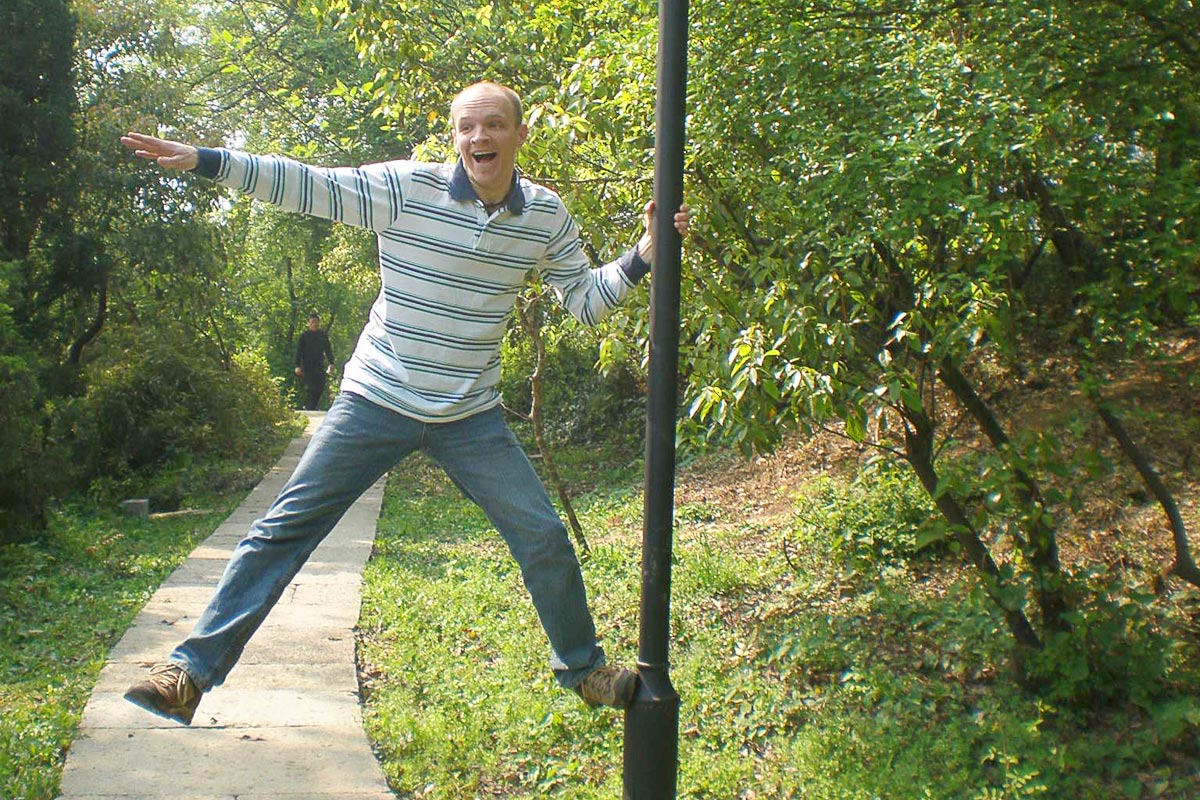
517, 123, 529, 146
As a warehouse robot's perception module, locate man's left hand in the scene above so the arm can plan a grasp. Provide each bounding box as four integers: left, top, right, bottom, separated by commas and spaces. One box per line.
637, 202, 691, 264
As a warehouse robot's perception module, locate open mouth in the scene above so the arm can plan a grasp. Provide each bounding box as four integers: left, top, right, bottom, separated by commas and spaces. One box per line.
472, 152, 497, 163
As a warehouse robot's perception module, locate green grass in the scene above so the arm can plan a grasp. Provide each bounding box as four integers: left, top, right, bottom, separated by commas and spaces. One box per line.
8, 422, 1199, 799
0, 437, 294, 800
360, 445, 1200, 799
0, 505, 229, 798
358, 455, 626, 796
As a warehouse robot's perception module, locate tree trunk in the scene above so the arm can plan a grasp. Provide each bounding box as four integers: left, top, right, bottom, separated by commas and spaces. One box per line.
284, 256, 298, 352
209, 311, 232, 371
1091, 392, 1200, 589
938, 358, 1070, 631
1018, 168, 1103, 281
902, 404, 1042, 649
66, 269, 107, 366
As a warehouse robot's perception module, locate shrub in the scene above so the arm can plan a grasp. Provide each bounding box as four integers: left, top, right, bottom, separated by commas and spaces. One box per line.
52, 329, 296, 504
1023, 571, 1169, 707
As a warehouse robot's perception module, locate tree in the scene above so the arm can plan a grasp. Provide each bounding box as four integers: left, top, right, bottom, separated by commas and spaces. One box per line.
185, 0, 396, 395
0, 0, 76, 538
38, 0, 1189, 685
0, 0, 76, 262
0, 0, 305, 533
680, 0, 1198, 669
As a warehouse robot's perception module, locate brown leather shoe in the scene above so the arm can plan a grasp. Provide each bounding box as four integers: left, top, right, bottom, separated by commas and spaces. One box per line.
573, 665, 638, 709
124, 663, 202, 725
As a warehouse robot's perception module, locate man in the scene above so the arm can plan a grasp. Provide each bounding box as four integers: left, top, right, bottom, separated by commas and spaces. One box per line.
118, 81, 690, 725
295, 312, 335, 410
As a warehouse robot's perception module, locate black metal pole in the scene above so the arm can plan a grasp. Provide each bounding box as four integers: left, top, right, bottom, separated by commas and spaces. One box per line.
623, 0, 687, 795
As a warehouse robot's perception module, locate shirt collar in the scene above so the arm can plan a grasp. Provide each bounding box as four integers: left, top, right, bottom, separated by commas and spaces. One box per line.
449, 159, 526, 214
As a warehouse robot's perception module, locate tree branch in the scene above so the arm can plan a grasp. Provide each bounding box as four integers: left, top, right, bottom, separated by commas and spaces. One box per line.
515, 290, 590, 556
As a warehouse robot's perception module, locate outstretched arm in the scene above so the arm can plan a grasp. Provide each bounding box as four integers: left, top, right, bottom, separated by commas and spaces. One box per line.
120, 133, 199, 171
121, 132, 404, 232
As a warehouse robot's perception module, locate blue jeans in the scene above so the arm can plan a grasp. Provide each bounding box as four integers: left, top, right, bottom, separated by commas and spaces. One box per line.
170, 392, 605, 691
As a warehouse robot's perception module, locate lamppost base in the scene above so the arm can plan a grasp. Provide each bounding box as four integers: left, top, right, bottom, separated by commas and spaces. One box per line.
622, 666, 679, 799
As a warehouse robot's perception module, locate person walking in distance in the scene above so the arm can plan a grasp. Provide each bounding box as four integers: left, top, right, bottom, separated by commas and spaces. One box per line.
295, 312, 335, 410
118, 80, 690, 725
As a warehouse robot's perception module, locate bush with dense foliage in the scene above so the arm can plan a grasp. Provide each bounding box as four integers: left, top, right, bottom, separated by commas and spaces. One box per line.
47, 331, 295, 505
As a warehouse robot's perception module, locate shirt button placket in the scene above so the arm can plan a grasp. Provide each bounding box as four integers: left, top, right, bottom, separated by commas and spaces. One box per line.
471, 204, 485, 250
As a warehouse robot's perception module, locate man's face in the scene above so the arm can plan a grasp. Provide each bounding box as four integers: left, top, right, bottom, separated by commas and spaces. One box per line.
307, 316, 319, 331
451, 85, 528, 203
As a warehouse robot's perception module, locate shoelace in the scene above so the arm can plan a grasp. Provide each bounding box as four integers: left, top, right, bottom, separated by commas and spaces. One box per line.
149, 664, 195, 700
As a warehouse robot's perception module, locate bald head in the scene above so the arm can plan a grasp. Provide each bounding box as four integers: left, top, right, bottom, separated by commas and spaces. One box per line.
451, 82, 523, 129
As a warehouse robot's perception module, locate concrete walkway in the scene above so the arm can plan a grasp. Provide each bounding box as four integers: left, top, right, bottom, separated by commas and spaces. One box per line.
57, 412, 395, 800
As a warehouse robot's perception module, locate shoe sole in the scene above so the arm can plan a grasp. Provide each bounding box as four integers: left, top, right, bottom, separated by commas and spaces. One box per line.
123, 688, 197, 726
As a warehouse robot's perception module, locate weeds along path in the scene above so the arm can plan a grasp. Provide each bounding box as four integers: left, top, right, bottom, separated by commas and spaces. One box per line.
56, 412, 394, 800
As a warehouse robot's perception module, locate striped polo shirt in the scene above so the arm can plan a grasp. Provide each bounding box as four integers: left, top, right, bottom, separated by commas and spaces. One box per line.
193, 148, 648, 422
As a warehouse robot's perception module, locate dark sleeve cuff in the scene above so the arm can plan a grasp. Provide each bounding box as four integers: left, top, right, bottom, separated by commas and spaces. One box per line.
190, 147, 222, 179
619, 247, 651, 284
